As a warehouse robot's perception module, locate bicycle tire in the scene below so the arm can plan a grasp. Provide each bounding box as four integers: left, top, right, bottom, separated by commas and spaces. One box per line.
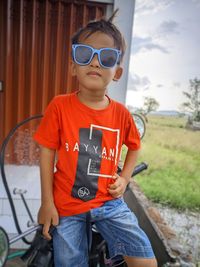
132, 113, 146, 139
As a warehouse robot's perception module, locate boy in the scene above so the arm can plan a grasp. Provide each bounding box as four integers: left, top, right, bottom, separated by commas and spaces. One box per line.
34, 11, 157, 267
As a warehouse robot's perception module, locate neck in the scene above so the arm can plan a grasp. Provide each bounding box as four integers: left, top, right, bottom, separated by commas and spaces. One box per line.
77, 89, 109, 110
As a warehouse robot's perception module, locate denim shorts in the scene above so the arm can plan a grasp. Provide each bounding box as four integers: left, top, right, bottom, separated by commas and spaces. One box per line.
53, 198, 155, 267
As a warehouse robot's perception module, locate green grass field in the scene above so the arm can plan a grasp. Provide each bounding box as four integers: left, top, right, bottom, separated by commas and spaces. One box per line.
123, 115, 200, 210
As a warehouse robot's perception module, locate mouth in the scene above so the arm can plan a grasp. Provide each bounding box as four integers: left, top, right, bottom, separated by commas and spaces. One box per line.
87, 71, 101, 77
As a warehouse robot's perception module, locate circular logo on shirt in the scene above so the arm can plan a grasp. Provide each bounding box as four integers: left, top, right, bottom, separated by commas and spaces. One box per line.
78, 187, 90, 198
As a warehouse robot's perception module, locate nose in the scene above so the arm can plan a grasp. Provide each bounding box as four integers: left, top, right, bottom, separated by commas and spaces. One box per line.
90, 53, 100, 68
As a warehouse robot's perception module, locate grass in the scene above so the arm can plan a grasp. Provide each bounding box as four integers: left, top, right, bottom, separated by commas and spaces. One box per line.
122, 115, 200, 210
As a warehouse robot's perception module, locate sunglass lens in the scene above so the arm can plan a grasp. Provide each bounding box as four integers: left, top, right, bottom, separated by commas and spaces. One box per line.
100, 49, 118, 68
75, 46, 92, 65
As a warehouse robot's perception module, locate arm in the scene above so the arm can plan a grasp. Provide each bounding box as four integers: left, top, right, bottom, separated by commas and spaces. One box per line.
120, 149, 139, 182
38, 146, 59, 239
108, 149, 139, 198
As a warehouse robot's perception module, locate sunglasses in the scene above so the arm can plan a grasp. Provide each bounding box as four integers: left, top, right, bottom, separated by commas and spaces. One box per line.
72, 44, 121, 68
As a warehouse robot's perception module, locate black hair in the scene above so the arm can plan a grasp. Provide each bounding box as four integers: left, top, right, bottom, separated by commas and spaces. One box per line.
71, 9, 126, 63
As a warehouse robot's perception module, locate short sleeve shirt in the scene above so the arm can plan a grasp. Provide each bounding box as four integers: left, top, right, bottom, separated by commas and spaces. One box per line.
34, 92, 140, 216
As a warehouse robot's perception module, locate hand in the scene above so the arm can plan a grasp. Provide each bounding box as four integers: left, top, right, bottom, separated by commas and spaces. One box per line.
108, 173, 128, 198
38, 202, 59, 240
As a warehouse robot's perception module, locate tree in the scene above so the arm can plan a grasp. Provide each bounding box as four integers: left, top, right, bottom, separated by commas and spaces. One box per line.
182, 78, 200, 121
143, 97, 159, 115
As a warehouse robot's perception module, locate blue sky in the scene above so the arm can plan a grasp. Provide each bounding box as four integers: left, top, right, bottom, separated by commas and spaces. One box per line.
126, 0, 200, 111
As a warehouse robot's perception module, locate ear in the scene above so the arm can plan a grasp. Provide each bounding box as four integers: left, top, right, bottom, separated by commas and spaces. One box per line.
71, 61, 77, 76
113, 67, 123, 81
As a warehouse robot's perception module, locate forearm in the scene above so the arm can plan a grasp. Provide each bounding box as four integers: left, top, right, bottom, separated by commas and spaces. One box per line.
120, 149, 140, 183
39, 146, 56, 204
108, 149, 140, 198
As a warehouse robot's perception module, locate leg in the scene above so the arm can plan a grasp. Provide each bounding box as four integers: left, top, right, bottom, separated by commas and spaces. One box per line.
93, 198, 157, 266
124, 255, 157, 267
53, 214, 88, 267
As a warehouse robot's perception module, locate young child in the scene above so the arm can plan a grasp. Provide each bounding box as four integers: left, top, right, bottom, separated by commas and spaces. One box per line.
34, 11, 157, 267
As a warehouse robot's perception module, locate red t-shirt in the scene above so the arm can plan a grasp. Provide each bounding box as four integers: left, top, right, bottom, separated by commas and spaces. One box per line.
34, 92, 140, 216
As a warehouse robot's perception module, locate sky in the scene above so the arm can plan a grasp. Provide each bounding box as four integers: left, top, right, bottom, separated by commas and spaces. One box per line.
126, 0, 200, 111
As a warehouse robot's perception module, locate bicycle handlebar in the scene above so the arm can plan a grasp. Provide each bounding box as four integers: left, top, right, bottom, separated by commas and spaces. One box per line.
132, 162, 148, 176
117, 162, 148, 177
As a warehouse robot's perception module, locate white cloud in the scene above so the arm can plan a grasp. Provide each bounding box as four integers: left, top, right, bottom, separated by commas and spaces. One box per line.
132, 36, 169, 54
135, 0, 175, 16
173, 82, 181, 88
158, 20, 179, 35
128, 73, 151, 91
191, 0, 200, 8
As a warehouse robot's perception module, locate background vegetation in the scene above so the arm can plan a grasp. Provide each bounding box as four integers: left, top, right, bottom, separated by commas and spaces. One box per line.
123, 115, 200, 210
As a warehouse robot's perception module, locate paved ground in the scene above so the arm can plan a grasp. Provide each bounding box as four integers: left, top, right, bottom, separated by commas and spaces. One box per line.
5, 258, 26, 267
5, 250, 26, 267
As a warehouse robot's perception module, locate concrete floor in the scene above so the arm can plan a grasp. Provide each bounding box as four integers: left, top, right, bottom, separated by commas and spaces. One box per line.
5, 250, 26, 267
5, 258, 26, 267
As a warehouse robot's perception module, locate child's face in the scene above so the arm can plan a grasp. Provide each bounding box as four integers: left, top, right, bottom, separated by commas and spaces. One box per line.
72, 31, 123, 92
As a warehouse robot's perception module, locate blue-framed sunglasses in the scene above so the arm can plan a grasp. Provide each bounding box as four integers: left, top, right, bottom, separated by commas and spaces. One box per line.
72, 44, 121, 68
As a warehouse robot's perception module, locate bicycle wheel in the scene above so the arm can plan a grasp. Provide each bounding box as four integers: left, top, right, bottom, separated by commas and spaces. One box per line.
0, 115, 43, 245
132, 113, 146, 139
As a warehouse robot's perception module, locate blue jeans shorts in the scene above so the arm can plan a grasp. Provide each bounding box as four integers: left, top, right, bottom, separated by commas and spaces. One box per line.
53, 198, 155, 267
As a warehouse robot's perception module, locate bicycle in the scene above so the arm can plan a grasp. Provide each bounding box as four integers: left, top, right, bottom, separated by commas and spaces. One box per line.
0, 162, 148, 267
0, 115, 149, 267
0, 115, 177, 267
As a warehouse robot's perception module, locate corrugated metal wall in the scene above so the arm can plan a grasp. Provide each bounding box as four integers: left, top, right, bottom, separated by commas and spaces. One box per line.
0, 0, 109, 143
